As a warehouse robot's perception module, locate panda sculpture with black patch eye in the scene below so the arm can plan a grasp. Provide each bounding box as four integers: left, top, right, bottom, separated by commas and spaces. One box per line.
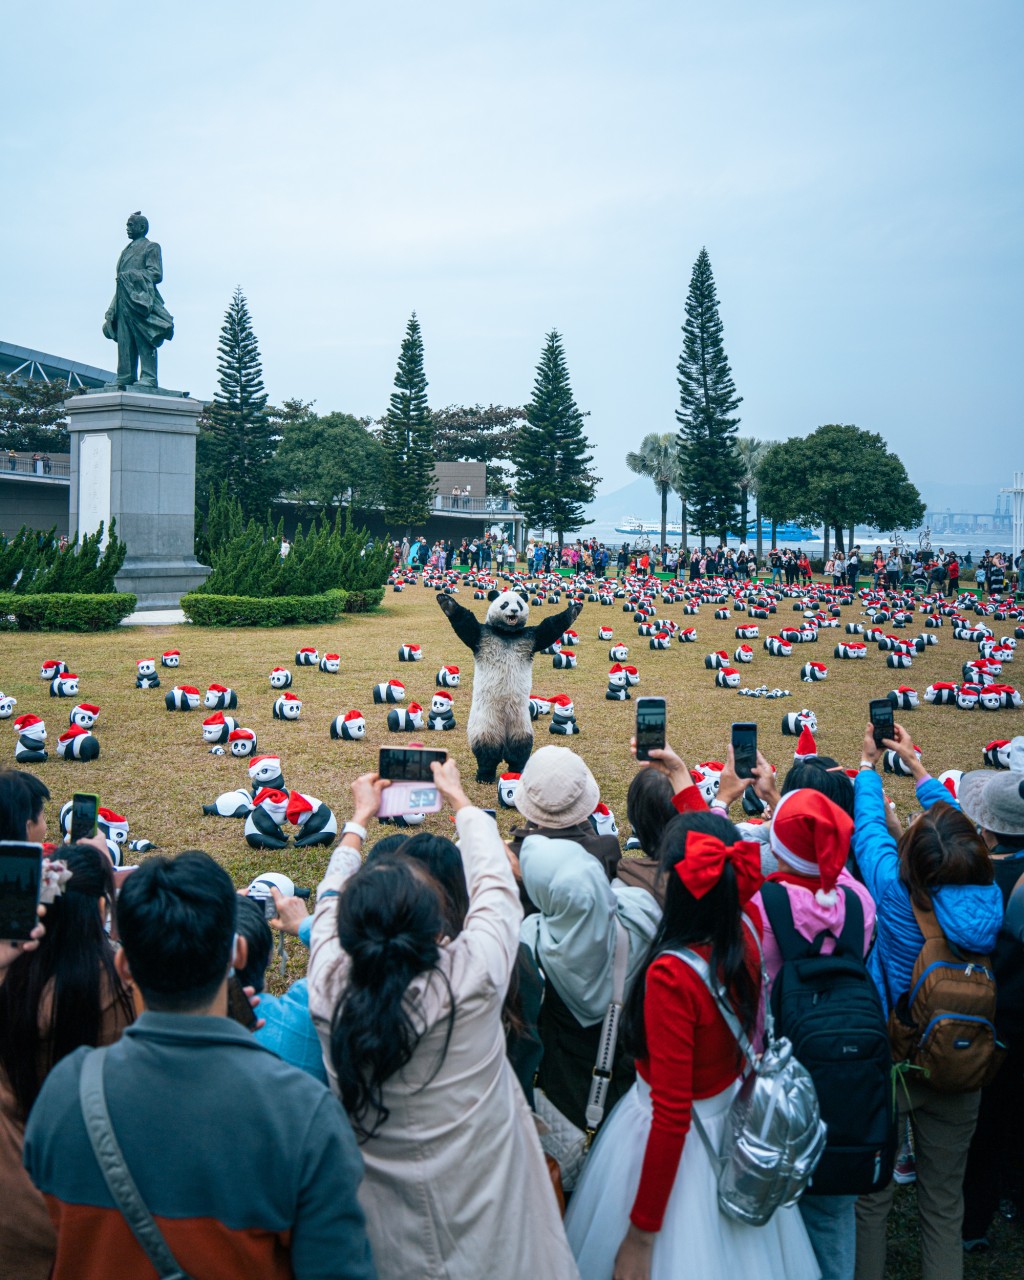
436, 589, 583, 781
136, 659, 160, 689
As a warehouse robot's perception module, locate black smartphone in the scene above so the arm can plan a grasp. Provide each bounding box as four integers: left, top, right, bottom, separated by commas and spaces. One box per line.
69, 793, 99, 844
227, 973, 258, 1029
0, 841, 44, 941
635, 697, 667, 761
732, 722, 758, 779
378, 747, 448, 783
869, 698, 896, 749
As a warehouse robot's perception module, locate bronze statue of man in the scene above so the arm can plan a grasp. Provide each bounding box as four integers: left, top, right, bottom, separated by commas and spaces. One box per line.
103, 211, 174, 389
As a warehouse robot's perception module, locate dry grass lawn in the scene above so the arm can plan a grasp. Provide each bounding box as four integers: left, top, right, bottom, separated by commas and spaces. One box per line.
2, 573, 1022, 1273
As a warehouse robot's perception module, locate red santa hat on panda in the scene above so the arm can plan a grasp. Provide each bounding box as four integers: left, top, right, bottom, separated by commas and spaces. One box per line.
768, 788, 854, 907
794, 726, 818, 761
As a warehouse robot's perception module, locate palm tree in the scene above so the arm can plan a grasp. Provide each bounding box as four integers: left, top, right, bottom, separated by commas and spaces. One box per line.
736, 436, 770, 560
626, 433, 684, 553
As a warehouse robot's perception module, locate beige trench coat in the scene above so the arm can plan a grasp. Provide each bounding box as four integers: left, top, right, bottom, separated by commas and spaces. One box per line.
309, 809, 579, 1280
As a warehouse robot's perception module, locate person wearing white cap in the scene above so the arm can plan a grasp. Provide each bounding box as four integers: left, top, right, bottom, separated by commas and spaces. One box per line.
508, 746, 622, 911
955, 736, 1024, 1253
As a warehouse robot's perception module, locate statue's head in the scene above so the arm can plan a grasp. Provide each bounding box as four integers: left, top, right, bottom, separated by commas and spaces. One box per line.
126, 211, 149, 239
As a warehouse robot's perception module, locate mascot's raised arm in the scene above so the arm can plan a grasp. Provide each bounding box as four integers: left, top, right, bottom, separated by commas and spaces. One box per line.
436, 588, 583, 782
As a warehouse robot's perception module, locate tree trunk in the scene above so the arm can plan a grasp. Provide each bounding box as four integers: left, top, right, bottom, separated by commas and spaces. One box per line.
823, 525, 830, 563
740, 487, 749, 546
849, 523, 856, 553
681, 495, 688, 555
834, 523, 845, 555
755, 495, 763, 561
660, 483, 668, 554
771, 518, 778, 548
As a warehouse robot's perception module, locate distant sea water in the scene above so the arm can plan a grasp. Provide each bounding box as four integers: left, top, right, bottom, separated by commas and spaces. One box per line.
552, 520, 1017, 560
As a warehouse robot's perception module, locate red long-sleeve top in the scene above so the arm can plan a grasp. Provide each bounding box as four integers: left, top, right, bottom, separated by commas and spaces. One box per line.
630, 930, 761, 1233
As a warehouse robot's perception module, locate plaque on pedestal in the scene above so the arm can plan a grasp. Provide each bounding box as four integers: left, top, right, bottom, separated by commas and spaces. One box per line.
66, 390, 211, 609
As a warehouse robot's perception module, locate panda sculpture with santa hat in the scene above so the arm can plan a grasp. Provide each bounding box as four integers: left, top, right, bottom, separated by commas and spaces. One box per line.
57, 725, 100, 761
331, 710, 366, 740
70, 703, 100, 730
426, 691, 456, 731
245, 788, 291, 850
136, 659, 160, 689
204, 684, 238, 710
13, 714, 47, 763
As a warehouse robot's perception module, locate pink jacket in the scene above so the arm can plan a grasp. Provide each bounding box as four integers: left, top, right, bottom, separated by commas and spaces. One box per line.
750, 869, 876, 982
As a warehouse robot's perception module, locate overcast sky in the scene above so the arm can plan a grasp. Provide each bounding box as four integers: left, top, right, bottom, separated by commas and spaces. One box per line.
3, 2, 1021, 500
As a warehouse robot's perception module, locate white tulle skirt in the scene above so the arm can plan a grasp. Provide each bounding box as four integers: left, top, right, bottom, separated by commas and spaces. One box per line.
564, 1078, 821, 1280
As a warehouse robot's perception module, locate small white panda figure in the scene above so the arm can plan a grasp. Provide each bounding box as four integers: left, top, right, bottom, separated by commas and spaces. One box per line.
715, 667, 742, 688
373, 680, 406, 704
270, 667, 293, 689
888, 687, 919, 710
40, 660, 68, 682
598, 626, 613, 641
983, 740, 1011, 769
204, 684, 238, 710
399, 644, 424, 662
497, 772, 521, 808
57, 726, 100, 761
436, 665, 460, 688
765, 637, 792, 657
609, 643, 630, 662
273, 692, 303, 721
249, 755, 286, 793
69, 702, 100, 730
50, 673, 80, 698
136, 659, 160, 689
529, 695, 552, 720
705, 651, 730, 670
606, 664, 630, 700
622, 665, 640, 687
165, 686, 201, 711
734, 644, 754, 664
552, 651, 577, 669
161, 650, 181, 668
319, 653, 341, 674
331, 710, 366, 740
245, 788, 291, 850
956, 684, 982, 710
782, 709, 818, 735
202, 713, 238, 744
296, 647, 318, 666
286, 792, 338, 847
924, 682, 958, 705
590, 802, 618, 838
388, 703, 424, 732
203, 789, 255, 818
228, 727, 258, 756
678, 627, 697, 643
549, 695, 580, 735
884, 746, 922, 776
0, 693, 17, 718
801, 662, 828, 682
427, 691, 457, 730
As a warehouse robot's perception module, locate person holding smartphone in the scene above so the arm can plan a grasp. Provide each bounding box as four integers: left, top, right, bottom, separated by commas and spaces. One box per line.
1, 840, 134, 1280
308, 763, 579, 1280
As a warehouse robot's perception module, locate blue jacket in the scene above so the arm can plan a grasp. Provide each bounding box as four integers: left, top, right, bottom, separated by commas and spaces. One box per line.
852, 770, 1004, 1012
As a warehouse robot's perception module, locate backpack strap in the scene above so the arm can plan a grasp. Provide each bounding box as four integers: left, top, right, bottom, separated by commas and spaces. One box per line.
79, 1048, 193, 1280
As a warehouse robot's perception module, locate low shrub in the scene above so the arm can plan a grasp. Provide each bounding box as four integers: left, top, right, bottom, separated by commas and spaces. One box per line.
180, 589, 347, 627
343, 587, 385, 613
0, 592, 138, 631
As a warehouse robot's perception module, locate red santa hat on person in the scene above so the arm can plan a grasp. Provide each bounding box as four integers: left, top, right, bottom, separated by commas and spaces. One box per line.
768, 788, 854, 906
794, 727, 818, 761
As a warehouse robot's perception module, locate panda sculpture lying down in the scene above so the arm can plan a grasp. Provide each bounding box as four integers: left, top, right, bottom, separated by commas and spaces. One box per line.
437, 589, 583, 781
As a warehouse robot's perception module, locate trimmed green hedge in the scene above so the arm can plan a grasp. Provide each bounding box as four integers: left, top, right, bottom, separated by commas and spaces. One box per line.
0, 592, 138, 631
343, 586, 385, 613
180, 589, 348, 627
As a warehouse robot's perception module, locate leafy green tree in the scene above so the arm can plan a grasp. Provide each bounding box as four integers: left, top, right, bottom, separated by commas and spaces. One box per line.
675, 248, 744, 544
195, 287, 275, 520
735, 436, 771, 558
626, 432, 684, 550
430, 404, 525, 490
275, 401, 384, 515
381, 313, 435, 530
513, 330, 599, 548
0, 373, 79, 452
755, 426, 924, 558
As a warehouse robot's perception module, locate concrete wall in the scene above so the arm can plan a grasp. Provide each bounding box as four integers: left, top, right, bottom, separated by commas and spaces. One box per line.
0, 479, 70, 538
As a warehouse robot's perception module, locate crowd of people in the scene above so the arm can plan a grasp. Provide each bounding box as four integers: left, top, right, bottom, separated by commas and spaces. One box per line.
2, 688, 1023, 1279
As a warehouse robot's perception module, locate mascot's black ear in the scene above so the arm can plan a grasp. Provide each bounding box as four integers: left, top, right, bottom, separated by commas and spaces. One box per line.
487, 590, 501, 601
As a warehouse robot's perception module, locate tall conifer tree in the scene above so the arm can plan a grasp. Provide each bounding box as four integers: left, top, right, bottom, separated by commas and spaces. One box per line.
196, 287, 275, 520
675, 249, 744, 544
381, 313, 434, 529
513, 330, 599, 549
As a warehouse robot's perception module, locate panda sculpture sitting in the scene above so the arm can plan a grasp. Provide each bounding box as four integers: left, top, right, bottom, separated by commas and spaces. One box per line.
436, 588, 583, 781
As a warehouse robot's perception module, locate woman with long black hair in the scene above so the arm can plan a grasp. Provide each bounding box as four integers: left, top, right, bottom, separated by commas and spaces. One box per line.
309, 764, 578, 1280
564, 812, 818, 1280
0, 840, 135, 1280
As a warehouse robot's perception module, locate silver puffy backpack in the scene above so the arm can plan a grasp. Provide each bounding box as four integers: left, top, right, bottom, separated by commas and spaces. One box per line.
669, 926, 827, 1227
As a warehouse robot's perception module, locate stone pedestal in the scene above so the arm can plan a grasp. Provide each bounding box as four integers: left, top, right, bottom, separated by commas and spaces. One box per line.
66, 390, 211, 609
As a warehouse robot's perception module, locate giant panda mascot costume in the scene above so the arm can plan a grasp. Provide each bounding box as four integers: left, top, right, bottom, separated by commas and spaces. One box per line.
436, 588, 583, 781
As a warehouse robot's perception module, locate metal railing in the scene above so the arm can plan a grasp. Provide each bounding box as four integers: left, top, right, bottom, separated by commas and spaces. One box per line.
433, 493, 522, 515
4, 454, 71, 480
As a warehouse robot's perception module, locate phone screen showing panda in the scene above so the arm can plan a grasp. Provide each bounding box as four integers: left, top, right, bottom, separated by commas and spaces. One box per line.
635, 698, 667, 761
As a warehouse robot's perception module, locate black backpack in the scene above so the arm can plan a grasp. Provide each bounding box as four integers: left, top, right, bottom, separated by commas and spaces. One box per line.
760, 882, 897, 1196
